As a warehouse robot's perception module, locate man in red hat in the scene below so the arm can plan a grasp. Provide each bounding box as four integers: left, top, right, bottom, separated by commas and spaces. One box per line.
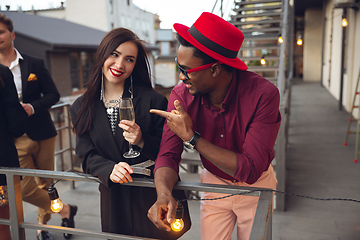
148, 12, 281, 240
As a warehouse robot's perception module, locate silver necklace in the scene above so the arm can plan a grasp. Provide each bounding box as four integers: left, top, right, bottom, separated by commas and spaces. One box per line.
102, 94, 122, 114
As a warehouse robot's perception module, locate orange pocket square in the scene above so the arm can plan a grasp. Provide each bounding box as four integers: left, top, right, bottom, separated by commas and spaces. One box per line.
27, 73, 37, 81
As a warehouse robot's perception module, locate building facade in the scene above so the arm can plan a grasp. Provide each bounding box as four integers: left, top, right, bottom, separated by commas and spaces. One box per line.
26, 0, 161, 88
26, 0, 155, 45
301, 0, 360, 114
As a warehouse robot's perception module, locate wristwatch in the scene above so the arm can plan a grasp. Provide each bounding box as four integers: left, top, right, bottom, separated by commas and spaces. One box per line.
183, 131, 201, 150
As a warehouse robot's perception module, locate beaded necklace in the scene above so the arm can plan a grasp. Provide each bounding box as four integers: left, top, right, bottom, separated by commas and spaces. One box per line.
102, 94, 122, 114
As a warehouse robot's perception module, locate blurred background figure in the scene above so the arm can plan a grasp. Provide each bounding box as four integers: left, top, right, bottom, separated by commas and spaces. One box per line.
0, 13, 77, 240
0, 64, 27, 240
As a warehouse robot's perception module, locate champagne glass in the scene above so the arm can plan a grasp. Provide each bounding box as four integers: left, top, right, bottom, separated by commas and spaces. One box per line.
119, 98, 140, 158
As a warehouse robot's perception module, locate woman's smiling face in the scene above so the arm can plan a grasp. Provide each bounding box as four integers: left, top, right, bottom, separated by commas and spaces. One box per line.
102, 41, 138, 85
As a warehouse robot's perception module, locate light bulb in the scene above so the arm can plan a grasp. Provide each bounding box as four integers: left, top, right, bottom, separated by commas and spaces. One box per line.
278, 35, 283, 44
171, 218, 184, 232
50, 198, 64, 213
342, 18, 348, 27
48, 185, 63, 213
260, 56, 266, 65
297, 38, 303, 46
171, 200, 184, 232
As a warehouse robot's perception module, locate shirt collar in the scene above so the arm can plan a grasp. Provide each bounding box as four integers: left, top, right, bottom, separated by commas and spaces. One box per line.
201, 69, 238, 111
9, 48, 23, 70
222, 70, 238, 107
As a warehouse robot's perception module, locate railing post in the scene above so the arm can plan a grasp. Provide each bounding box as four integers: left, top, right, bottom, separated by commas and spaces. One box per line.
249, 190, 273, 240
274, 90, 289, 212
50, 103, 77, 188
64, 104, 76, 189
7, 174, 25, 240
267, 202, 272, 240
278, 0, 290, 96
57, 107, 65, 171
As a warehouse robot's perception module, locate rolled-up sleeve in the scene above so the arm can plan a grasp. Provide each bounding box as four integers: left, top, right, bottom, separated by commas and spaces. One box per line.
235, 88, 281, 184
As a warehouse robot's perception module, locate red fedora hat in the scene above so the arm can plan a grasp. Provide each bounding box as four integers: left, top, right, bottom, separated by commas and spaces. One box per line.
173, 12, 248, 71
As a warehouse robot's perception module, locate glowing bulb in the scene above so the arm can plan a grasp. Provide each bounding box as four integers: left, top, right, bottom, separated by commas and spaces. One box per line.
342, 18, 348, 27
48, 185, 63, 213
260, 56, 266, 65
171, 218, 184, 232
297, 38, 303, 46
278, 35, 283, 44
50, 198, 64, 213
171, 200, 184, 232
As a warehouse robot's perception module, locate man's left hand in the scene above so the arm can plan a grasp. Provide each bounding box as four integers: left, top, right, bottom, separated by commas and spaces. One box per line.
21, 103, 33, 116
150, 100, 193, 141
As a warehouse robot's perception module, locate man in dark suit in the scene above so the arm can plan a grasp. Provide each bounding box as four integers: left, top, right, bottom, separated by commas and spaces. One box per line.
0, 13, 77, 240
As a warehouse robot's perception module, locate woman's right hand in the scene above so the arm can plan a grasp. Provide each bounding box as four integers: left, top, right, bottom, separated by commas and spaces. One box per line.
110, 162, 134, 183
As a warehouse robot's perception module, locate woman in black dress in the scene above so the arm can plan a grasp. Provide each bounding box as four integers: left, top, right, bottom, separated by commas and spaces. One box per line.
70, 28, 190, 239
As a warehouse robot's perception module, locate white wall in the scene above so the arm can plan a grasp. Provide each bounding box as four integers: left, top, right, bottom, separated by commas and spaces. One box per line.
66, 0, 109, 31
322, 2, 343, 100
321, 0, 360, 113
345, 8, 360, 114
113, 2, 155, 44
303, 8, 322, 81
322, 1, 333, 88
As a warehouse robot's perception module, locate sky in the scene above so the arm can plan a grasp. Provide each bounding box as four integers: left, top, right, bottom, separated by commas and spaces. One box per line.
1, 0, 225, 29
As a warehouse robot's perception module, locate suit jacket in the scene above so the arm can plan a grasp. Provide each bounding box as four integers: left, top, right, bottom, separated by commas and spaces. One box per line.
19, 53, 60, 141
0, 64, 27, 186
70, 83, 191, 239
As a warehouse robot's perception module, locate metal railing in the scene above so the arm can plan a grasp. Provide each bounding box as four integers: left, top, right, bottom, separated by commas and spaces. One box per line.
273, 0, 293, 211
273, 86, 290, 211
0, 167, 273, 240
50, 102, 75, 171
49, 102, 77, 188
211, 0, 235, 19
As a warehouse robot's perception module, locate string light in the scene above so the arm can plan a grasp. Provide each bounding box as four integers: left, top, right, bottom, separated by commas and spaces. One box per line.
48, 185, 64, 213
342, 17, 348, 27
171, 201, 184, 232
297, 35, 303, 46
278, 34, 283, 44
260, 55, 266, 66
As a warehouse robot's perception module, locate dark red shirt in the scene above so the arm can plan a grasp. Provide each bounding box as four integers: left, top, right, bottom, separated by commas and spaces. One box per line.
154, 70, 281, 184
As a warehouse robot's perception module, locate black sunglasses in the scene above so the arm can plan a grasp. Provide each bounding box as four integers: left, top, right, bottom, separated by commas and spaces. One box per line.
175, 57, 220, 80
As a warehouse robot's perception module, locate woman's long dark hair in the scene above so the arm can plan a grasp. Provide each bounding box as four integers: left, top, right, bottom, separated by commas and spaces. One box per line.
73, 28, 152, 136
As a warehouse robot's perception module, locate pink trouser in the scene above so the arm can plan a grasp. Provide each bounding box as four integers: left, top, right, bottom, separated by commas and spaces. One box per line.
200, 164, 277, 240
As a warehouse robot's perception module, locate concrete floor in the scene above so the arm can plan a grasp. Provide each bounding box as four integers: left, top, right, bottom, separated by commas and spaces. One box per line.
272, 79, 360, 240
22, 79, 360, 239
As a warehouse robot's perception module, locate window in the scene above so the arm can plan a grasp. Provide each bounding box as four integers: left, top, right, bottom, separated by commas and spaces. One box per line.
70, 51, 95, 92
121, 16, 125, 27
109, 0, 113, 14
160, 42, 170, 56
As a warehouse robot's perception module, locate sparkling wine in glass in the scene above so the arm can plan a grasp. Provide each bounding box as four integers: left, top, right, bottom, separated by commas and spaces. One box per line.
119, 98, 140, 158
